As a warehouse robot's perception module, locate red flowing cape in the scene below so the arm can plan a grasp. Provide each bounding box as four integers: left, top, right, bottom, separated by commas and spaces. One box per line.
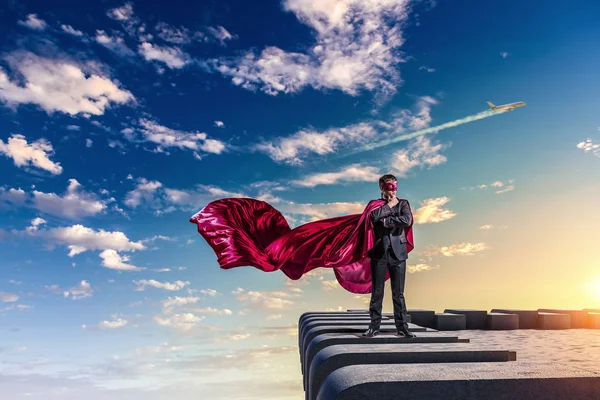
189, 197, 414, 294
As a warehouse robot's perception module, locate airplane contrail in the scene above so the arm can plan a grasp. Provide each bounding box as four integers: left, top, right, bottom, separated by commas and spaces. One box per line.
339, 109, 504, 158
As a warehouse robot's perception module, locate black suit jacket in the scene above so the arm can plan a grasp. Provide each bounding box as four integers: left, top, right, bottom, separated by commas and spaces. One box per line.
368, 198, 413, 260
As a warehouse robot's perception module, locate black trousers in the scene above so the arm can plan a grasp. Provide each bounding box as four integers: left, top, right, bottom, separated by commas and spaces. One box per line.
368, 247, 409, 330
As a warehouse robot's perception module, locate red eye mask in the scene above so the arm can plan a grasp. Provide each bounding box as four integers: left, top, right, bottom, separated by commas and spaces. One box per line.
381, 182, 397, 191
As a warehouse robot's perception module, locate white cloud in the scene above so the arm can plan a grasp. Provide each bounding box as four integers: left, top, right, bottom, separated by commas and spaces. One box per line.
189, 307, 233, 316
138, 42, 189, 69
162, 296, 200, 312
140, 235, 175, 244
124, 177, 363, 222
292, 164, 380, 187
30, 179, 108, 219
213, 0, 411, 99
15, 223, 146, 271
124, 178, 163, 208
577, 138, 600, 157
18, 14, 47, 30
95, 30, 135, 56
133, 343, 186, 356
255, 121, 377, 164
86, 139, 93, 148
413, 197, 457, 224
419, 66, 435, 72
232, 288, 295, 310
214, 333, 252, 342
26, 224, 145, 257
391, 134, 449, 178
0, 51, 134, 116
153, 21, 236, 46
207, 26, 235, 44
189, 288, 217, 297
84, 318, 128, 330
407, 263, 437, 273
465, 179, 515, 194
0, 134, 62, 174
0, 188, 27, 205
101, 318, 127, 328
99, 249, 143, 271
276, 200, 366, 221
0, 304, 31, 312
122, 119, 226, 156
64, 280, 93, 300
107, 3, 134, 21
0, 293, 19, 302
133, 280, 189, 291
495, 185, 515, 194
124, 178, 245, 213
256, 96, 439, 164
61, 24, 83, 36
155, 22, 194, 44
408, 96, 438, 130
165, 187, 224, 207
500, 52, 510, 58
30, 218, 46, 227
353, 294, 371, 305
1, 180, 110, 220
214, 121, 224, 128
321, 279, 339, 291
154, 313, 205, 331
45, 284, 62, 294
479, 225, 507, 230
428, 242, 489, 257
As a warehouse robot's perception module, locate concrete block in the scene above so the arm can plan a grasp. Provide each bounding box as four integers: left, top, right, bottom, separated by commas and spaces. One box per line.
300, 321, 398, 359
538, 309, 588, 328
300, 311, 368, 322
299, 318, 393, 349
299, 311, 367, 325
487, 312, 519, 330
538, 312, 571, 329
491, 309, 539, 329
444, 308, 488, 329
407, 309, 436, 328
300, 316, 376, 337
300, 312, 407, 330
301, 323, 430, 364
316, 362, 600, 400
435, 312, 466, 330
588, 312, 600, 329
303, 332, 470, 385
308, 343, 517, 400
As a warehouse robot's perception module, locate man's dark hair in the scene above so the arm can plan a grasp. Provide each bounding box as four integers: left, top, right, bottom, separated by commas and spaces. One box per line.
378, 174, 397, 186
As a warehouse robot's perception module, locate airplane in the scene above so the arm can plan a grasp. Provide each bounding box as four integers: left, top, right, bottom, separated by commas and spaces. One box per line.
487, 100, 526, 112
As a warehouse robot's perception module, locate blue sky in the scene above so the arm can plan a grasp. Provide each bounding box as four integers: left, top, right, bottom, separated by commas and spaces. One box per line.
1, 0, 600, 398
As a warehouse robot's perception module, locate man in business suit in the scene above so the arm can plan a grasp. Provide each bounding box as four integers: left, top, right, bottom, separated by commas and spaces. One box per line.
363, 174, 416, 338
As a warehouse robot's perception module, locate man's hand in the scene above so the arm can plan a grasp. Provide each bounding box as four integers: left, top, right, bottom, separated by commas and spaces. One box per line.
382, 217, 394, 228
387, 196, 399, 208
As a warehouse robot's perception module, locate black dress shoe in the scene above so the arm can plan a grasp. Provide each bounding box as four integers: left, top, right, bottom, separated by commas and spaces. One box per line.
362, 328, 379, 338
397, 328, 416, 338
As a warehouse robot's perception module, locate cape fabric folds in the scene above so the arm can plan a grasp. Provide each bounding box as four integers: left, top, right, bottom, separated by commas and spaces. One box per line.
189, 197, 414, 294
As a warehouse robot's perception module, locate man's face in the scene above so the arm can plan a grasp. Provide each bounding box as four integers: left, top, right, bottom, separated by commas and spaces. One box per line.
380, 181, 397, 200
